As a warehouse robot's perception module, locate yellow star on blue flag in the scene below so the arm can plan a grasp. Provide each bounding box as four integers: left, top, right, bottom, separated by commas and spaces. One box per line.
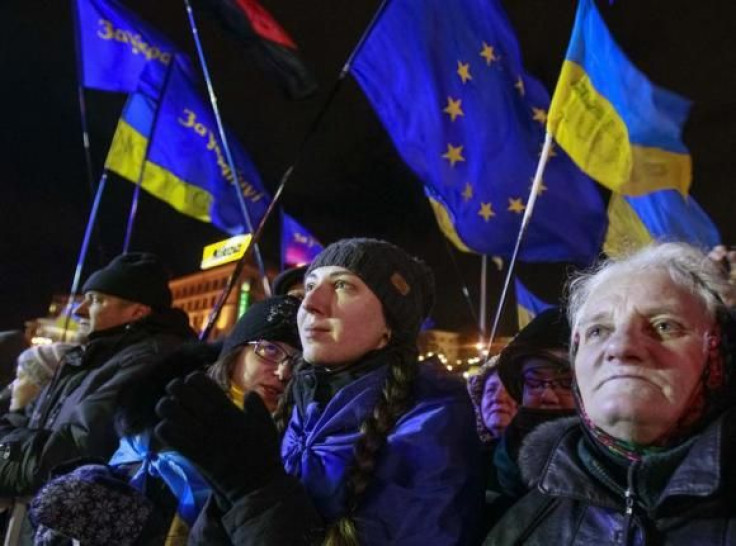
351, 0, 607, 263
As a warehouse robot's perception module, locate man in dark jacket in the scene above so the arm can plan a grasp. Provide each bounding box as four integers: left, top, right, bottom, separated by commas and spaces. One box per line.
0, 253, 195, 497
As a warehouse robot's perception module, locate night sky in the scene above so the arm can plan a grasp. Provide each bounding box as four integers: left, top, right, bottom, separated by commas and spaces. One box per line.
2, 0, 736, 337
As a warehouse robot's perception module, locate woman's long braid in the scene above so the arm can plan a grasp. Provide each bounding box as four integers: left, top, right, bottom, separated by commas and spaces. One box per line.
324, 346, 419, 546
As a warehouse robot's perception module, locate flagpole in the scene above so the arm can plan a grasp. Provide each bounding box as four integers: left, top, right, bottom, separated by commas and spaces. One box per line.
479, 254, 488, 343
440, 237, 479, 327
182, 0, 270, 294
484, 132, 554, 355
198, 0, 392, 340
61, 171, 109, 339
71, 0, 104, 262
122, 62, 176, 252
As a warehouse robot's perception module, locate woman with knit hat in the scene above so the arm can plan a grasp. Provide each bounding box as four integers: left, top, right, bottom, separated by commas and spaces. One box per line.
30, 296, 301, 546
486, 242, 736, 545
154, 238, 484, 545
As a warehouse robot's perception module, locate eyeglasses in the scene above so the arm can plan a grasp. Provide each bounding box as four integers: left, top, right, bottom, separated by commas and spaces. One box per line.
522, 375, 573, 393
247, 341, 298, 367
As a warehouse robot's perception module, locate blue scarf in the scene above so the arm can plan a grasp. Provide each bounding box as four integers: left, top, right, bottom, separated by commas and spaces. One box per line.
109, 432, 211, 526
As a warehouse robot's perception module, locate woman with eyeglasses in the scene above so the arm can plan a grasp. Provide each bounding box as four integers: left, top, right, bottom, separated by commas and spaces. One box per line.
489, 308, 576, 503
153, 238, 484, 545
30, 296, 301, 546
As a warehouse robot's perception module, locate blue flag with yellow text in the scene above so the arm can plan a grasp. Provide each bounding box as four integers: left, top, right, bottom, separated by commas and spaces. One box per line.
281, 213, 323, 267
604, 190, 720, 257
548, 0, 692, 196
105, 61, 270, 234
515, 277, 554, 329
351, 0, 607, 264
74, 0, 185, 92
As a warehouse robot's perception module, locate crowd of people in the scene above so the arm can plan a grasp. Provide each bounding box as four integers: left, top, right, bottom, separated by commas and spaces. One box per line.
0, 238, 735, 545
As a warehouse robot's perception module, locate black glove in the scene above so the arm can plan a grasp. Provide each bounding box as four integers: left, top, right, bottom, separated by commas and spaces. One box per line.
154, 372, 283, 503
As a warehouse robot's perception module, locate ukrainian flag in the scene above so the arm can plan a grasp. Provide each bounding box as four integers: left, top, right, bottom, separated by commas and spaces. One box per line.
547, 0, 692, 196
604, 189, 720, 257
515, 277, 554, 330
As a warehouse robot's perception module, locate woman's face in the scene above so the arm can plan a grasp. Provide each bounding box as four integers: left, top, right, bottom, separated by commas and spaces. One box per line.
520, 355, 575, 410
574, 269, 713, 444
480, 372, 516, 439
231, 340, 298, 412
298, 266, 389, 366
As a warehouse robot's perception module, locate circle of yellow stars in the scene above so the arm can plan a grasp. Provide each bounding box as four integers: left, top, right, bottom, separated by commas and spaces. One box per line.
439, 41, 553, 224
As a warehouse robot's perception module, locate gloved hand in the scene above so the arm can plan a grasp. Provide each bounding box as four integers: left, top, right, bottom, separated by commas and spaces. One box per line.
154, 372, 283, 503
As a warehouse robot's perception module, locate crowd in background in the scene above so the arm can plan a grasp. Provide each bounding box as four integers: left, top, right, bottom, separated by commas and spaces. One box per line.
0, 239, 735, 545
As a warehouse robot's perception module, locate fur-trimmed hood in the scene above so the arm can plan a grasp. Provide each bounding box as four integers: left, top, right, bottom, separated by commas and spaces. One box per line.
115, 341, 221, 437
517, 416, 580, 488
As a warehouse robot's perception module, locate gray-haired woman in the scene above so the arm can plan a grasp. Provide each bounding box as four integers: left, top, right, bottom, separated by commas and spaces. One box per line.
485, 242, 736, 545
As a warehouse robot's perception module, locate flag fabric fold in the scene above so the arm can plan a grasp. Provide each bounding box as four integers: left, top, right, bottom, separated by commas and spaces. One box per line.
281, 213, 323, 267
350, 0, 607, 265
105, 61, 271, 235
195, 0, 317, 99
547, 0, 692, 196
515, 277, 554, 330
604, 190, 720, 257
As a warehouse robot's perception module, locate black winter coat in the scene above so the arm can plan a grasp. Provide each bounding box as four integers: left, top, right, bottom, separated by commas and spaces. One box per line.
484, 409, 736, 546
0, 309, 194, 497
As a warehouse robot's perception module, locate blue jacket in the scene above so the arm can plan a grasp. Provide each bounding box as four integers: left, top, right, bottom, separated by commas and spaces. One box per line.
281, 357, 484, 545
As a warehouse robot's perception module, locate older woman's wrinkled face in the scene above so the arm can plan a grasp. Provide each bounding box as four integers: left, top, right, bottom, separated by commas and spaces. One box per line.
481, 372, 516, 439
574, 269, 713, 445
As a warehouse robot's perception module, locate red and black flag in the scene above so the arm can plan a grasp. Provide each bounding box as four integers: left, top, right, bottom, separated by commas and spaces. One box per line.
197, 0, 317, 99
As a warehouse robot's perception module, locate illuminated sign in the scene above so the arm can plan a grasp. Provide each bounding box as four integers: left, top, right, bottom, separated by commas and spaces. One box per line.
201, 234, 252, 270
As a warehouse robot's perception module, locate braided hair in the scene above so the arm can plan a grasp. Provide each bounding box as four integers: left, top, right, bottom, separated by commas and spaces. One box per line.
332, 346, 421, 545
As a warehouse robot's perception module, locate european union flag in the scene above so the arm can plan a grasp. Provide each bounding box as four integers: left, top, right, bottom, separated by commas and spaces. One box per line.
515, 277, 554, 329
105, 60, 270, 234
281, 213, 323, 267
74, 0, 184, 93
548, 0, 692, 196
604, 190, 720, 257
351, 0, 607, 264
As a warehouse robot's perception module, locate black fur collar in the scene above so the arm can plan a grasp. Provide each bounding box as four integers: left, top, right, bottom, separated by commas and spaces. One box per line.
517, 416, 580, 488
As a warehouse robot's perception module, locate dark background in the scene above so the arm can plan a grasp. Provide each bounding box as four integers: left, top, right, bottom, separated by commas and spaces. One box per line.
1, 0, 735, 336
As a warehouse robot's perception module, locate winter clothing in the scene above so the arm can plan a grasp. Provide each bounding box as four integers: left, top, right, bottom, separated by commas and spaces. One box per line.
272, 265, 307, 296
82, 252, 172, 309
467, 361, 498, 445
0, 308, 194, 498
194, 355, 485, 546
219, 295, 301, 357
307, 238, 435, 343
496, 307, 570, 403
155, 374, 283, 503
484, 409, 736, 545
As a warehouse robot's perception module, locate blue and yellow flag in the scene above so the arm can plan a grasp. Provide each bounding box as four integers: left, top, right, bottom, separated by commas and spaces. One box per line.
281, 213, 323, 267
74, 0, 184, 92
547, 0, 692, 196
351, 0, 606, 264
105, 61, 270, 234
515, 277, 554, 330
604, 190, 720, 257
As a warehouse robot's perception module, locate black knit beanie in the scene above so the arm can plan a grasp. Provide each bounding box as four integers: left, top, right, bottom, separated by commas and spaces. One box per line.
220, 296, 301, 358
272, 265, 308, 296
306, 238, 435, 344
497, 307, 571, 403
82, 253, 172, 310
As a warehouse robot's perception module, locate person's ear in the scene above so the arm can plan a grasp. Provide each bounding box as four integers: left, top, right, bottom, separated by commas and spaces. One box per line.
378, 328, 392, 349
131, 303, 153, 320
